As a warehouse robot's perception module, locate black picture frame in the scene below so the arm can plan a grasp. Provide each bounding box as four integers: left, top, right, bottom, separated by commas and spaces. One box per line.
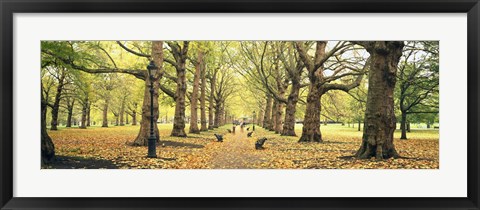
1, 0, 479, 209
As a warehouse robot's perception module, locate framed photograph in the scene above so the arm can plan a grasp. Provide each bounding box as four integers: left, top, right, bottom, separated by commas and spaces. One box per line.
1, 0, 479, 209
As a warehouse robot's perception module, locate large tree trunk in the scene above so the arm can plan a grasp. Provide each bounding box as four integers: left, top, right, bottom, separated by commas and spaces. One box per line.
171, 63, 188, 137
50, 72, 66, 131
66, 98, 74, 128
102, 101, 108, 127
214, 100, 222, 128
208, 74, 216, 129
133, 77, 160, 145
274, 100, 284, 134
170, 42, 189, 137
41, 93, 55, 165
189, 50, 202, 134
269, 100, 277, 131
298, 86, 323, 143
200, 55, 208, 131
80, 100, 88, 129
133, 41, 163, 145
263, 94, 272, 129
400, 111, 407, 139
50, 97, 61, 130
66, 109, 73, 128
282, 81, 300, 136
354, 41, 404, 160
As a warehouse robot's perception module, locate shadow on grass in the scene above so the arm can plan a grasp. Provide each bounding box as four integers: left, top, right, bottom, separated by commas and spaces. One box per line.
43, 155, 120, 169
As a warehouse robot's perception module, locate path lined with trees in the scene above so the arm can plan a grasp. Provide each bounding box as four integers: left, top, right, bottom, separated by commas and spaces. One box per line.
41, 41, 439, 168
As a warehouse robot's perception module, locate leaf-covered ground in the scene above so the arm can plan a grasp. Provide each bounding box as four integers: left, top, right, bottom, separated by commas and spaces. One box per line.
44, 124, 439, 169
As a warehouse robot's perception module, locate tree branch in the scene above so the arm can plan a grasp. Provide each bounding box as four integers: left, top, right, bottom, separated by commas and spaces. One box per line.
116, 41, 151, 58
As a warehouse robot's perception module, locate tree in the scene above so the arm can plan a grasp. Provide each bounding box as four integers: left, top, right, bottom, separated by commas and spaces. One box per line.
188, 48, 204, 134
352, 41, 405, 159
125, 83, 143, 126
279, 42, 306, 136
295, 41, 365, 142
205, 42, 231, 128
41, 64, 55, 164
64, 95, 75, 127
91, 73, 118, 127
42, 41, 164, 146
345, 82, 367, 131
199, 48, 208, 131
213, 68, 236, 127
133, 41, 164, 144
208, 68, 218, 129
68, 71, 96, 129
397, 41, 439, 139
50, 66, 68, 130
263, 94, 273, 129
239, 41, 289, 133
161, 41, 190, 137
321, 91, 349, 124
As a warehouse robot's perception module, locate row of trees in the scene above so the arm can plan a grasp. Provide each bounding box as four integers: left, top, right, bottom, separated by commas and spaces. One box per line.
240, 41, 438, 142
41, 41, 239, 164
239, 41, 438, 159
40, 40, 438, 164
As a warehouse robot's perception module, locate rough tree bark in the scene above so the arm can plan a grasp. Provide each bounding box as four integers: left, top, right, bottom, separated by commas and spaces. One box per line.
169, 42, 189, 137
273, 78, 288, 134
269, 100, 277, 131
171, 64, 187, 136
296, 42, 327, 142
214, 99, 222, 128
298, 85, 323, 142
200, 53, 208, 131
50, 69, 67, 130
80, 99, 88, 129
102, 101, 109, 127
41, 90, 55, 164
282, 80, 301, 136
66, 97, 75, 128
132, 41, 163, 145
189, 50, 203, 134
208, 73, 216, 129
295, 41, 364, 143
353, 41, 404, 159
263, 94, 272, 129
274, 101, 284, 133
